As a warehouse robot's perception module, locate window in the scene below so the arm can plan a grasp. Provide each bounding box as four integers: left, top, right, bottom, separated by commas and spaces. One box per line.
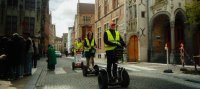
98, 5, 101, 19
112, 0, 118, 9
141, 11, 145, 18
134, 5, 137, 18
104, 0, 108, 15
83, 16, 91, 24
24, 17, 35, 36
25, 0, 36, 10
7, 0, 18, 8
104, 23, 109, 30
5, 16, 17, 34
97, 27, 102, 49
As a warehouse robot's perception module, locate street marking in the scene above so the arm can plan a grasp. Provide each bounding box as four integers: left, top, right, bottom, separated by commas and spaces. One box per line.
55, 67, 66, 74
97, 64, 156, 71
123, 67, 141, 71
124, 65, 156, 71
98, 64, 107, 68
74, 70, 82, 73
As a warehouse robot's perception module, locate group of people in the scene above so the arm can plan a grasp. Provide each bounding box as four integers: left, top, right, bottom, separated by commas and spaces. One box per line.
0, 33, 39, 80
73, 21, 126, 82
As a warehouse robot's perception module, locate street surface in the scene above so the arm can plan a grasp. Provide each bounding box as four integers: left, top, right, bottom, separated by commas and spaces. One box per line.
23, 56, 200, 89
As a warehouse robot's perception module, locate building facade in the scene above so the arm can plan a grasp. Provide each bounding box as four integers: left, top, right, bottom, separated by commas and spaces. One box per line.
93, 0, 199, 64
95, 0, 125, 59
124, 0, 199, 64
75, 3, 95, 41
62, 33, 68, 53
68, 27, 73, 53
55, 37, 62, 52
49, 24, 55, 46
0, 0, 50, 56
125, 0, 148, 62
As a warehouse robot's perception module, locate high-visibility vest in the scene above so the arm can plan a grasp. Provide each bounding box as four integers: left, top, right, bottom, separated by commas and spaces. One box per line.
84, 38, 95, 52
104, 30, 120, 51
75, 41, 82, 51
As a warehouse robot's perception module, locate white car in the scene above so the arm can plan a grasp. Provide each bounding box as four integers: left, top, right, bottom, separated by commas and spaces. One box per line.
55, 51, 62, 57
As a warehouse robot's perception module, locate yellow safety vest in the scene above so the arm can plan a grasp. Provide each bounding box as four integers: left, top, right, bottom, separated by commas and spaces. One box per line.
84, 38, 95, 52
104, 30, 120, 51
75, 41, 82, 51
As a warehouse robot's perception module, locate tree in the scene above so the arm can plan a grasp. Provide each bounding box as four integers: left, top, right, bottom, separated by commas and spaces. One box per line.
185, 0, 200, 25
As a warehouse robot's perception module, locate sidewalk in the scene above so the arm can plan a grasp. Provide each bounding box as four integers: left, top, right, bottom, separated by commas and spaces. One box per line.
0, 57, 47, 89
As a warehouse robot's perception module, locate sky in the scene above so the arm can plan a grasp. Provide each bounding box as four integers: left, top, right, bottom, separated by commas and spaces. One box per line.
49, 0, 95, 37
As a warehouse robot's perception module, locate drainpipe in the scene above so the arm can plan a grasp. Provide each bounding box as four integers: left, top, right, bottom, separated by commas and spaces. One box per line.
147, 0, 151, 62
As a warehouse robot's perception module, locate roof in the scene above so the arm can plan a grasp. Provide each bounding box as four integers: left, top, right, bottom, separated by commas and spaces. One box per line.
78, 3, 95, 14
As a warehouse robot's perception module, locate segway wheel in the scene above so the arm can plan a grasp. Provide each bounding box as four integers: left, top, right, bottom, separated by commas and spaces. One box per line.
93, 65, 99, 76
72, 62, 75, 70
98, 69, 108, 89
81, 62, 84, 69
120, 69, 130, 88
82, 66, 87, 77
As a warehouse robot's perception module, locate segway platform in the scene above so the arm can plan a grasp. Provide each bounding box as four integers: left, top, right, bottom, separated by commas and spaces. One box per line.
98, 67, 130, 89
82, 65, 99, 77
72, 52, 84, 70
98, 47, 130, 89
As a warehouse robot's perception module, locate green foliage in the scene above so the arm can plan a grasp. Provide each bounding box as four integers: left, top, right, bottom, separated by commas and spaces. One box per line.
185, 0, 200, 25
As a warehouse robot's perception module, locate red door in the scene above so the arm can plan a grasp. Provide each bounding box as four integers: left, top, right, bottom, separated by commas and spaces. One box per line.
128, 35, 138, 62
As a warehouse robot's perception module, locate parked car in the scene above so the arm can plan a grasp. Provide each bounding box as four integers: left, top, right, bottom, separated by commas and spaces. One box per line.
55, 51, 62, 57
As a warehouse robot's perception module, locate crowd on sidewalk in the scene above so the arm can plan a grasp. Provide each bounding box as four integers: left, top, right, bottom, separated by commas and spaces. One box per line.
0, 33, 40, 80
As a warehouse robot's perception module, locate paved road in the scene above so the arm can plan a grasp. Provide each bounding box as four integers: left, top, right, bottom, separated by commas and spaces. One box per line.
28, 56, 200, 89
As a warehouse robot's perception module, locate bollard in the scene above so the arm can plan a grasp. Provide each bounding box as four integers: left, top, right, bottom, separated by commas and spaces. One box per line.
164, 43, 173, 73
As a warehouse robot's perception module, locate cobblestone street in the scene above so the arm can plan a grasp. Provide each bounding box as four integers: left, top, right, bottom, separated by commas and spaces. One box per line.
28, 57, 200, 89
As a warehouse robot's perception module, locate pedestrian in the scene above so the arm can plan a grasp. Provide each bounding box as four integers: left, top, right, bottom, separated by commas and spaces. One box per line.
84, 31, 96, 69
179, 42, 185, 67
47, 44, 57, 71
32, 40, 39, 68
104, 21, 126, 83
23, 33, 34, 76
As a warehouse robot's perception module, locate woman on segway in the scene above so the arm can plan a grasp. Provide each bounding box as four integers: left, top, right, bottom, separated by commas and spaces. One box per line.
84, 31, 97, 70
104, 21, 126, 83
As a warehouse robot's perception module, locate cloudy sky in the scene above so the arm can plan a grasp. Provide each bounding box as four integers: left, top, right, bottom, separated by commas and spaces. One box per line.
49, 0, 95, 37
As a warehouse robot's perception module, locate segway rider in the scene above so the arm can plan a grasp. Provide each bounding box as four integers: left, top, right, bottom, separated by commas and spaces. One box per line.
84, 31, 96, 69
104, 21, 126, 82
74, 38, 83, 60
75, 38, 83, 53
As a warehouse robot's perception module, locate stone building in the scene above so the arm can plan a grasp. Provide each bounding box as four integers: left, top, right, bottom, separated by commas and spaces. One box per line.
95, 0, 125, 59
125, 0, 199, 64
74, 2, 95, 41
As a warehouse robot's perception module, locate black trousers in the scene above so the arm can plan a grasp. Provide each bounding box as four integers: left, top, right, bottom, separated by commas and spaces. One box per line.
106, 50, 118, 79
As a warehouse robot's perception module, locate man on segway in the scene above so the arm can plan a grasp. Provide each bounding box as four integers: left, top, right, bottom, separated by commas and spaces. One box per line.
104, 21, 126, 83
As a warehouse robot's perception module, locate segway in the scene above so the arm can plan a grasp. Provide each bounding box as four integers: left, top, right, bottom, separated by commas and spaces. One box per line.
98, 47, 130, 89
82, 65, 99, 77
72, 51, 84, 70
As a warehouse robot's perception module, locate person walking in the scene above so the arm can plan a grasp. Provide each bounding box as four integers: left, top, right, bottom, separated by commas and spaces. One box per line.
84, 31, 96, 69
23, 33, 34, 76
47, 44, 57, 71
104, 21, 126, 82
